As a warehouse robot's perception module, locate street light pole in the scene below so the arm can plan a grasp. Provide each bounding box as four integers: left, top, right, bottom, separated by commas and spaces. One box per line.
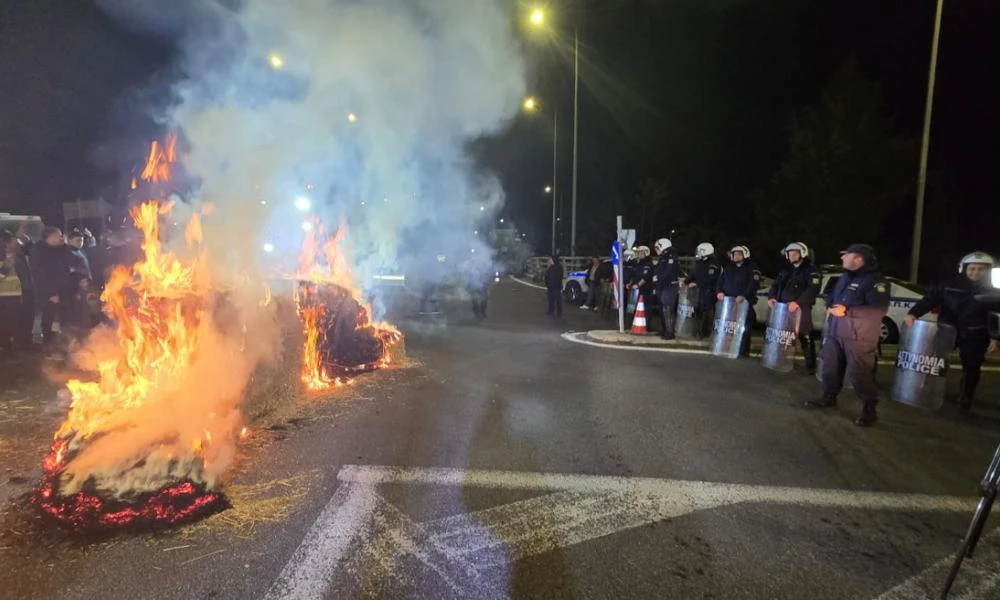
910, 0, 945, 283
551, 111, 558, 256
570, 29, 579, 257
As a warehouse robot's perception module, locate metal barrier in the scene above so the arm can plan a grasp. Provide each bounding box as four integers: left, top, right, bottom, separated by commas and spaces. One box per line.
891, 320, 957, 410
710, 297, 749, 359
760, 303, 800, 373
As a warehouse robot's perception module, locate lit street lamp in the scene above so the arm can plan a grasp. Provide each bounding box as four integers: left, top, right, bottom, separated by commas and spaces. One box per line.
544, 185, 552, 194
529, 6, 580, 257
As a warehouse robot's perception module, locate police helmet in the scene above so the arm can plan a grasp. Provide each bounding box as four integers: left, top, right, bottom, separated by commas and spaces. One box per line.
782, 242, 809, 260
695, 242, 714, 259
636, 245, 651, 256
654, 238, 672, 253
958, 251, 995, 273
624, 248, 636, 260
728, 245, 750, 260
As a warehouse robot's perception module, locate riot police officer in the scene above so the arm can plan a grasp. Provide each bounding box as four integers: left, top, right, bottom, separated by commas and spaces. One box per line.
715, 245, 760, 357
652, 238, 682, 339
629, 245, 654, 320
767, 242, 822, 373
906, 251, 999, 411
806, 243, 889, 427
688, 242, 720, 339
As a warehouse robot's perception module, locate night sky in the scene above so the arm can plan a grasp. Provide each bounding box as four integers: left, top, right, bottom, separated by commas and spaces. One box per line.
1, 0, 998, 279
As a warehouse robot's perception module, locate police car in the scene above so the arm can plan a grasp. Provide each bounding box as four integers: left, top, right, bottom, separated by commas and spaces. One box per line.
752, 266, 927, 344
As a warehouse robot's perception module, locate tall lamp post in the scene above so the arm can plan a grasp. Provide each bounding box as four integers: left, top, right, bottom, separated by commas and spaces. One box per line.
910, 0, 945, 282
523, 97, 558, 256
530, 7, 580, 257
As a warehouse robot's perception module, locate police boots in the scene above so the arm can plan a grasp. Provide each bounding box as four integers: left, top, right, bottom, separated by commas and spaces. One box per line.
661, 310, 676, 340
801, 336, 816, 374
854, 404, 877, 427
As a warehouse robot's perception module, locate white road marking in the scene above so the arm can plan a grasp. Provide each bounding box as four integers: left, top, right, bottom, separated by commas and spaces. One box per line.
262, 483, 379, 600
266, 465, 980, 599
561, 331, 712, 354
510, 276, 547, 290
875, 530, 1000, 600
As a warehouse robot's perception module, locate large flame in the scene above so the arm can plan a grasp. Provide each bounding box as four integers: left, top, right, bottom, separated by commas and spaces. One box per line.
294, 221, 400, 391
37, 137, 245, 529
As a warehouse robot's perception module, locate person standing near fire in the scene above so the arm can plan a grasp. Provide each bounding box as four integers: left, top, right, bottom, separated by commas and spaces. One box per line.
767, 242, 821, 373
0, 231, 33, 356
30, 227, 73, 352
545, 255, 564, 317
906, 251, 998, 412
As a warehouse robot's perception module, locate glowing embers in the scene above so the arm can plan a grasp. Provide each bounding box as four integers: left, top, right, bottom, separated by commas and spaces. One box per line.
36, 439, 227, 532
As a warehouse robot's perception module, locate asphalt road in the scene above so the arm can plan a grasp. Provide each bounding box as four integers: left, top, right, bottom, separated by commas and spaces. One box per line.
3, 279, 1000, 599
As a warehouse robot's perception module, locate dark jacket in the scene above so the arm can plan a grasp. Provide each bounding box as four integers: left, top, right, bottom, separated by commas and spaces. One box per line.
0, 248, 32, 300
716, 260, 761, 303
634, 257, 654, 298
909, 274, 995, 337
827, 265, 890, 343
653, 249, 682, 291
623, 259, 637, 287
67, 247, 93, 280
768, 258, 820, 306
594, 260, 613, 284
29, 243, 71, 301
545, 262, 564, 291
690, 258, 721, 310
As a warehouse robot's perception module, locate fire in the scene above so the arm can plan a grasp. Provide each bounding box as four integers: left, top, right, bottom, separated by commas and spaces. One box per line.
294, 221, 401, 391
36, 136, 241, 531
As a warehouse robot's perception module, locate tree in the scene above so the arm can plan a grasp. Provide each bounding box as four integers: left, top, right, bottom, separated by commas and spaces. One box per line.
753, 61, 917, 273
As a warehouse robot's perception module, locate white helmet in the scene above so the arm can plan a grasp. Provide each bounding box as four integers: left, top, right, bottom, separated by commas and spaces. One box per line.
728, 245, 750, 260
782, 242, 809, 260
654, 238, 672, 253
636, 245, 651, 256
624, 248, 636, 261
695, 242, 714, 259
958, 251, 995, 273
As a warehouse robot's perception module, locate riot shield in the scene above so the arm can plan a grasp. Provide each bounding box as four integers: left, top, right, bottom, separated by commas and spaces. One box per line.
760, 303, 800, 373
891, 320, 957, 410
710, 297, 749, 359
675, 287, 699, 339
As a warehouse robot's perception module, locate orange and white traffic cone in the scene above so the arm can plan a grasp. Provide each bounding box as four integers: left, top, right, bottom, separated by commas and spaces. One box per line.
631, 294, 648, 335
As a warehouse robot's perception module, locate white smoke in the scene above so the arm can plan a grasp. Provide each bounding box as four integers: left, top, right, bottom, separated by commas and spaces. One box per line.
99, 0, 526, 295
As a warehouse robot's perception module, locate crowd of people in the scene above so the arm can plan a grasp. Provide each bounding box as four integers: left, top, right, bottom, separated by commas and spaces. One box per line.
543, 239, 999, 427
0, 226, 103, 360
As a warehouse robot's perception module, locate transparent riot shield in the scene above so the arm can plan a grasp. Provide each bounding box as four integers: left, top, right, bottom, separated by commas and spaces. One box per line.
710, 297, 749, 359
675, 286, 699, 339
891, 320, 957, 410
760, 302, 800, 373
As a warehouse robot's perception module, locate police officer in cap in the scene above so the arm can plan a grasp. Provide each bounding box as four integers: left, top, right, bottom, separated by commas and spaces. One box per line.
652, 238, 682, 339
688, 242, 720, 339
715, 245, 761, 357
806, 243, 889, 426
767, 242, 821, 373
906, 251, 999, 411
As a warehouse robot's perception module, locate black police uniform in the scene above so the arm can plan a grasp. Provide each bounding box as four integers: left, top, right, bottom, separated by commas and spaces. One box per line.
816, 248, 889, 424
715, 259, 761, 356
689, 258, 721, 338
768, 257, 821, 371
908, 274, 997, 409
653, 248, 682, 339
633, 256, 655, 315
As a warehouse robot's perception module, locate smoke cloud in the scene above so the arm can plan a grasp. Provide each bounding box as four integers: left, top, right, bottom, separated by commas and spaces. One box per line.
100, 0, 526, 288
52, 0, 525, 499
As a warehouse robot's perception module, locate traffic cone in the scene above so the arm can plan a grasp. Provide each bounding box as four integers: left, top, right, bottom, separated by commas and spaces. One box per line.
631, 295, 648, 335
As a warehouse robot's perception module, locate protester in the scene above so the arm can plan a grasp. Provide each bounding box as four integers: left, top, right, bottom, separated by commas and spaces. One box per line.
545, 255, 564, 317
66, 227, 95, 280
0, 231, 33, 356
30, 227, 73, 351
580, 256, 601, 310
61, 271, 102, 350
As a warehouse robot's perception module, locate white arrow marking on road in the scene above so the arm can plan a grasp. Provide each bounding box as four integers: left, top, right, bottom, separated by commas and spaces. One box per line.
264, 465, 977, 600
